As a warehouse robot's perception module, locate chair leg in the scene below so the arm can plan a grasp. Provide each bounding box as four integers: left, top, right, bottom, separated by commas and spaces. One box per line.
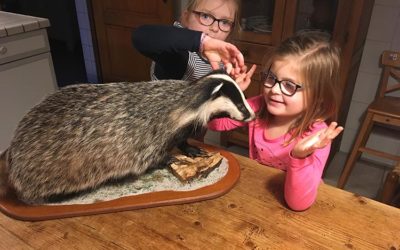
337, 112, 374, 189
381, 162, 400, 205
380, 170, 399, 204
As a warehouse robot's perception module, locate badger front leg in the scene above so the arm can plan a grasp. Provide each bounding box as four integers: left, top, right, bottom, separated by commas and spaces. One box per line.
177, 140, 206, 157
174, 124, 207, 157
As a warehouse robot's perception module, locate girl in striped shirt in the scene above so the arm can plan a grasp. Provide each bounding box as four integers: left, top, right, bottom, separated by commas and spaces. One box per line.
133, 0, 255, 83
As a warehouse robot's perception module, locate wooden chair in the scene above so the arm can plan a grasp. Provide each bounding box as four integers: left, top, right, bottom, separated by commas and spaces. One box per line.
337, 50, 400, 204
381, 162, 400, 207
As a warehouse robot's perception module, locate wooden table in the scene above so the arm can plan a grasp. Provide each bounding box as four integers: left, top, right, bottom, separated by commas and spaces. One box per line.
0, 152, 399, 249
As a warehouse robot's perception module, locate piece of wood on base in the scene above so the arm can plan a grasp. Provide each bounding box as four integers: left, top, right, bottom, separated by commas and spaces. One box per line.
169, 151, 223, 182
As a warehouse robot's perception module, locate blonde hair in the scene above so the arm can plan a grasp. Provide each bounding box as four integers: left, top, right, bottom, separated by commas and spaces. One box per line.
260, 31, 341, 144
183, 0, 240, 30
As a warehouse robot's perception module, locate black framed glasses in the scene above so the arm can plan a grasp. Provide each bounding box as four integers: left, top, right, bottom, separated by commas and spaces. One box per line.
191, 10, 234, 32
261, 68, 303, 96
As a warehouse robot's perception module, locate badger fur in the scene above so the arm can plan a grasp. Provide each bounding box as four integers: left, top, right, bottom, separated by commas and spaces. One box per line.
0, 70, 255, 204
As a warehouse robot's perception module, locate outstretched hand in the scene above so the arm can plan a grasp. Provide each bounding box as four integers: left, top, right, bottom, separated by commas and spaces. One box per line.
291, 122, 344, 159
201, 35, 245, 75
232, 64, 257, 91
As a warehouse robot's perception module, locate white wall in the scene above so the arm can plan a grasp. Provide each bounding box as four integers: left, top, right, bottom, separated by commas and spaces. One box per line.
339, 0, 400, 165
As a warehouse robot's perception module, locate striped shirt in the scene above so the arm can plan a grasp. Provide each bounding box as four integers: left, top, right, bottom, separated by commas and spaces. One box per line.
151, 50, 213, 82
148, 22, 220, 82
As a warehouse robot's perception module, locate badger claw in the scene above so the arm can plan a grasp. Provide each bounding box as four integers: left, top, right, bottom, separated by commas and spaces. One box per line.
177, 141, 206, 157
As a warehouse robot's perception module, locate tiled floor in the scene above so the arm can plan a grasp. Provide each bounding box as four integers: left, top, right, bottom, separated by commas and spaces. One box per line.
324, 151, 391, 200
204, 130, 391, 202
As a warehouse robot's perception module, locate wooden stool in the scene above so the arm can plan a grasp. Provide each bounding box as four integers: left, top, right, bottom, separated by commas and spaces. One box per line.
381, 162, 400, 206
337, 51, 400, 199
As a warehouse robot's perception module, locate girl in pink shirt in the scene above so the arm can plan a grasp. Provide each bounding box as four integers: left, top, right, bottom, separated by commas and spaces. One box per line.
208, 31, 344, 211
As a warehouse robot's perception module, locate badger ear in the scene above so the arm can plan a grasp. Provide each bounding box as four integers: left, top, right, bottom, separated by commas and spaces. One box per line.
211, 82, 224, 95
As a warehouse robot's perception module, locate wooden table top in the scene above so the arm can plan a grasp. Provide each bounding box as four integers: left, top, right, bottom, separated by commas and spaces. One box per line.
0, 151, 399, 249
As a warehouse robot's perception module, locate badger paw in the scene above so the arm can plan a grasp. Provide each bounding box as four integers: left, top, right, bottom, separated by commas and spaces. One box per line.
178, 141, 207, 157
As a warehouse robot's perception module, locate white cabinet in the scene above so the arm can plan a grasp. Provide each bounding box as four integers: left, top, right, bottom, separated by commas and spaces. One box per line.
0, 12, 57, 151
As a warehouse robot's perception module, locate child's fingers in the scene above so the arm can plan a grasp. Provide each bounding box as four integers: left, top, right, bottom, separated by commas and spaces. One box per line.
238, 63, 247, 74
324, 122, 343, 139
211, 60, 223, 71
294, 123, 344, 157
317, 123, 344, 146
232, 61, 242, 75
231, 47, 245, 67
247, 64, 257, 78
224, 62, 233, 74
239, 76, 250, 91
218, 43, 245, 72
326, 126, 344, 140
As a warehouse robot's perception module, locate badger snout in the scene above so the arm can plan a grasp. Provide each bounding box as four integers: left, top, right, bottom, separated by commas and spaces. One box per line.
244, 109, 256, 122
236, 102, 255, 122
238, 106, 255, 122
211, 97, 256, 122
227, 104, 255, 122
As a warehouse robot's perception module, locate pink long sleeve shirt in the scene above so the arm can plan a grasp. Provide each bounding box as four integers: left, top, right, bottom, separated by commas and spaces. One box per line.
208, 95, 331, 211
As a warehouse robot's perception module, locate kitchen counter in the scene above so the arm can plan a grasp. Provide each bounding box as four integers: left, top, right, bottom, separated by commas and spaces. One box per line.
0, 11, 57, 151
0, 11, 49, 37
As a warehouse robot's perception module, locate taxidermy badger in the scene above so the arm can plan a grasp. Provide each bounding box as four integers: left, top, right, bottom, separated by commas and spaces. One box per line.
0, 70, 255, 204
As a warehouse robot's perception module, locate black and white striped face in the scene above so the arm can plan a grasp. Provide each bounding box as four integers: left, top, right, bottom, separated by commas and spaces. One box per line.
199, 71, 256, 124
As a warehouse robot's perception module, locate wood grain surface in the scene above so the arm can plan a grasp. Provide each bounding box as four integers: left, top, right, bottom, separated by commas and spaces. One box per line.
0, 146, 399, 249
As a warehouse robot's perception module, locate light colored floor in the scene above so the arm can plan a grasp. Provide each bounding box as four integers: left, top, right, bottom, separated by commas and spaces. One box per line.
323, 151, 391, 200
204, 130, 392, 201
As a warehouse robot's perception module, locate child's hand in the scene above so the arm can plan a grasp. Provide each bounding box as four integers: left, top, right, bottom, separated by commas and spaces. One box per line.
232, 64, 257, 91
291, 122, 344, 159
201, 35, 244, 74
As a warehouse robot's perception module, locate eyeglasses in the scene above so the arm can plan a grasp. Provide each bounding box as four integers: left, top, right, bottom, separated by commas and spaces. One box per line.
261, 68, 303, 96
191, 10, 234, 32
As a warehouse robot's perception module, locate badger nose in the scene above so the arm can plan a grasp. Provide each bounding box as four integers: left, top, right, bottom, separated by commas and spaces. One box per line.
244, 110, 256, 122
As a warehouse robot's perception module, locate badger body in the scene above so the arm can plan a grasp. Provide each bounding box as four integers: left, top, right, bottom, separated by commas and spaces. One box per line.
0, 70, 254, 204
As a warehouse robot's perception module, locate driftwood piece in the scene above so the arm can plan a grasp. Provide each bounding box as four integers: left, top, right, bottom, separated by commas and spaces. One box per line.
169, 151, 223, 182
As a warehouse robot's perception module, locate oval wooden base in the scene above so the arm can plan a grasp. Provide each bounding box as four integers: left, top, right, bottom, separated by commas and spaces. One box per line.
0, 143, 240, 221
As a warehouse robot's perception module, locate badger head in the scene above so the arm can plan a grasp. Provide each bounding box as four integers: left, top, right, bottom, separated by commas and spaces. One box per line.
195, 70, 256, 125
